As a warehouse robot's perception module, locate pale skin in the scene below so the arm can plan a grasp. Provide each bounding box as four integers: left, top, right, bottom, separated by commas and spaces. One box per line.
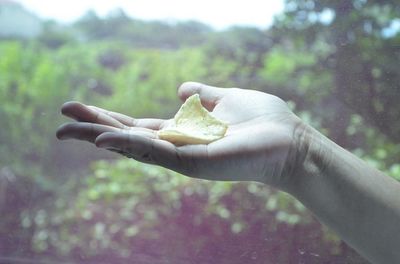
57, 82, 400, 264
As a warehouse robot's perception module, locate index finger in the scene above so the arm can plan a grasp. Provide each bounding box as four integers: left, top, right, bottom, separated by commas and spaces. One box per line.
61, 101, 126, 128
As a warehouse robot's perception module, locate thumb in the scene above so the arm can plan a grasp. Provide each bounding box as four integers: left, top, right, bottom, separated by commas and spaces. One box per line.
177, 82, 228, 111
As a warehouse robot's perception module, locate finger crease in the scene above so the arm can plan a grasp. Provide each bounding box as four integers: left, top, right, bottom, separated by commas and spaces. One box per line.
94, 111, 101, 123
123, 133, 131, 154
144, 139, 155, 164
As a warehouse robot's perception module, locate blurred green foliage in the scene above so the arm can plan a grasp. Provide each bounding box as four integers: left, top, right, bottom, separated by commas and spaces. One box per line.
1, 0, 399, 263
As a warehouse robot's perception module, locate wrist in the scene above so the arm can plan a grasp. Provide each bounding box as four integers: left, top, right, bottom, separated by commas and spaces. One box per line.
281, 118, 332, 196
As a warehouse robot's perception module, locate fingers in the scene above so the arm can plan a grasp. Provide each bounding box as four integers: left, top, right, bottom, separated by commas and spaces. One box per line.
88, 106, 167, 130
95, 132, 199, 175
178, 82, 228, 111
61, 101, 126, 129
61, 101, 168, 130
95, 132, 176, 167
56, 122, 121, 143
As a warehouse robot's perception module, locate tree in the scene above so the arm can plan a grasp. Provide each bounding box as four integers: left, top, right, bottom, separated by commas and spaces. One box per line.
272, 0, 400, 143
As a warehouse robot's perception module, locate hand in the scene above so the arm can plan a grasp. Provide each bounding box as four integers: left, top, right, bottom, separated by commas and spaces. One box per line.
56, 82, 303, 190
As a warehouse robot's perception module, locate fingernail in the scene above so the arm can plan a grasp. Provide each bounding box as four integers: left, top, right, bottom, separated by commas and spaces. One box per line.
56, 131, 66, 140
95, 142, 105, 148
95, 141, 110, 148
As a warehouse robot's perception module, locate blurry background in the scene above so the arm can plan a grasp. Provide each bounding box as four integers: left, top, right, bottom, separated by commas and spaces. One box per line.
1, 0, 399, 263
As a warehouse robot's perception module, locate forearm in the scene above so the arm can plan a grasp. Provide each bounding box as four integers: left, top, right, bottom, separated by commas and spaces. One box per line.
289, 124, 400, 264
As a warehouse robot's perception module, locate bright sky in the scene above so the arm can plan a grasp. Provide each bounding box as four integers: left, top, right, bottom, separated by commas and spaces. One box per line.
18, 0, 284, 29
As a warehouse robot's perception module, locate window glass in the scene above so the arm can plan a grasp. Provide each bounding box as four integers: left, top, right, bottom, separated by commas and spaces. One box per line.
1, 1, 398, 263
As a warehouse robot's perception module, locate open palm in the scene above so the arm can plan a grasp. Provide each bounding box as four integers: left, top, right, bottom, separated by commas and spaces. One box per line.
57, 82, 302, 189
